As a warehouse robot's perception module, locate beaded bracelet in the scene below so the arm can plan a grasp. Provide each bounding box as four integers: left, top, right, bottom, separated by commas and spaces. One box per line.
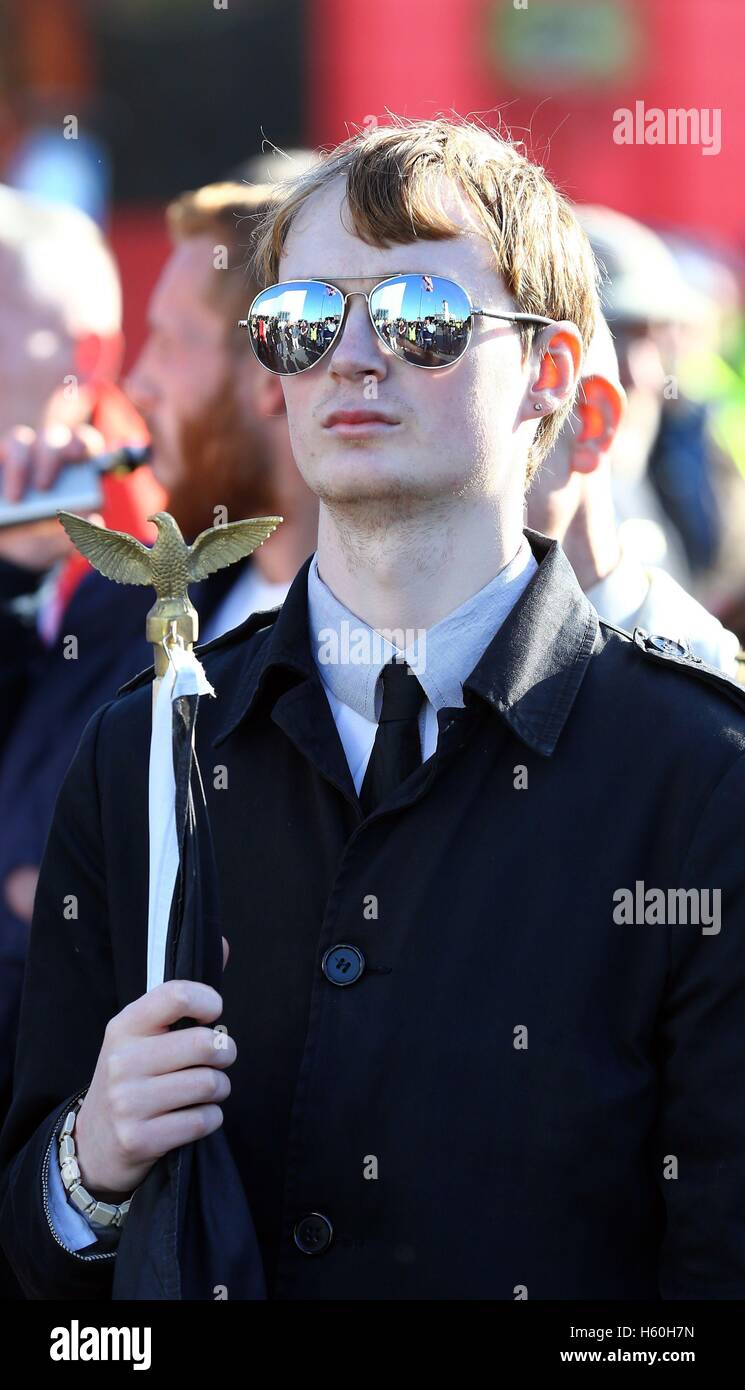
58, 1096, 132, 1230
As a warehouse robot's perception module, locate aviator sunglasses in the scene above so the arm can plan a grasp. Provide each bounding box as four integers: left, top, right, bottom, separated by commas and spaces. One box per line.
238, 273, 553, 375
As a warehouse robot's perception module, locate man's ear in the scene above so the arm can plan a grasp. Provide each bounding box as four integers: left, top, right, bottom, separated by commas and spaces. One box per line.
520, 321, 583, 423
570, 374, 626, 475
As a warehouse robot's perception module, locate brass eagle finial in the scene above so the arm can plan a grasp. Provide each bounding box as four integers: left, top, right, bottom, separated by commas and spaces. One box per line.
57, 509, 283, 674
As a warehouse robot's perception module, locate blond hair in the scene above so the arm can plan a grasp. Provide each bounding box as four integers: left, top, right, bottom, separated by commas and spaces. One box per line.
250, 117, 599, 475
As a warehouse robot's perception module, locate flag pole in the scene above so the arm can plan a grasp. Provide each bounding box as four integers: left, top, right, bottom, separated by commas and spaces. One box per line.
56, 507, 282, 992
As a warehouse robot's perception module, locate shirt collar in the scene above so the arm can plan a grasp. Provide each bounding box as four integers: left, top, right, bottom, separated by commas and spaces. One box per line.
212, 530, 599, 758
306, 537, 538, 721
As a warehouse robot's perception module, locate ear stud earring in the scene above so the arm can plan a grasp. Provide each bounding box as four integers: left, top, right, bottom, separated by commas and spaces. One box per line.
533, 403, 543, 412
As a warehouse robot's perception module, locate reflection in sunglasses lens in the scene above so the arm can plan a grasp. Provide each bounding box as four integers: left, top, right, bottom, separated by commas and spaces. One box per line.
248, 280, 344, 375
370, 276, 472, 367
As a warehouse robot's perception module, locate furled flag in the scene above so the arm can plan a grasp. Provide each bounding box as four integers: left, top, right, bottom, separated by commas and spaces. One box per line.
112, 645, 267, 1299
56, 508, 281, 1300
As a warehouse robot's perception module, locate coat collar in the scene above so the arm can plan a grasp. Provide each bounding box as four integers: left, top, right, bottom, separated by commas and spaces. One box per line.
212, 530, 599, 758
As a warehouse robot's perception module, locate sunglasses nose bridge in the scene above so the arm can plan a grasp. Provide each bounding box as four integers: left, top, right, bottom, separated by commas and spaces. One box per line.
338, 288, 373, 324
331, 288, 382, 354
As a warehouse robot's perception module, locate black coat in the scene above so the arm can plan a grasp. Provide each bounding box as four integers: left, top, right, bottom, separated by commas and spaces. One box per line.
2, 532, 745, 1301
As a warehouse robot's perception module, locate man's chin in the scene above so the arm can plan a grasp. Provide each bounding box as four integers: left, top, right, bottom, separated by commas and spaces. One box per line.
307, 450, 447, 505
314, 472, 446, 507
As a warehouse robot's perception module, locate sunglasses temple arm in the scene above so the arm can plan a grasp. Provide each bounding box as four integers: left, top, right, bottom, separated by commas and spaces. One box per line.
474, 310, 554, 327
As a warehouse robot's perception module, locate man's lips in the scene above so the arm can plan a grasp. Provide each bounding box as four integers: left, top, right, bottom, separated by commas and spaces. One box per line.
322, 409, 401, 435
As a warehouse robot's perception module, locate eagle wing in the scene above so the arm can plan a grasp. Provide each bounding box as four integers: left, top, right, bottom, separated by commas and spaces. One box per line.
188, 516, 283, 582
57, 511, 153, 586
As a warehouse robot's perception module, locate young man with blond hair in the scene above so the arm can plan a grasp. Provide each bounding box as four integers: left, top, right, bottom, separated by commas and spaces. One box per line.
2, 118, 745, 1302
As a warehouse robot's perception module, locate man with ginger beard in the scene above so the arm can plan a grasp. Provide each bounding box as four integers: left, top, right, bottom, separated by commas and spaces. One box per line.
125, 180, 318, 627
163, 375, 276, 546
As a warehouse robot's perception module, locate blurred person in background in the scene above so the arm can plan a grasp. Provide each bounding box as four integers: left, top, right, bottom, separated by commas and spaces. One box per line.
527, 315, 741, 675
578, 206, 724, 590
0, 184, 160, 1299
125, 179, 317, 600
0, 177, 317, 1231
660, 234, 745, 638
654, 232, 745, 599
0, 184, 160, 572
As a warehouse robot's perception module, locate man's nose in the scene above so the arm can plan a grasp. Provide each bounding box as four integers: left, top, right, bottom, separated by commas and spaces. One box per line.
326, 295, 388, 384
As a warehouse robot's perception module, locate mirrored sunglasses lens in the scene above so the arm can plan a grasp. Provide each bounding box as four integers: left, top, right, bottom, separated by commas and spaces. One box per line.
370, 276, 471, 366
247, 281, 343, 374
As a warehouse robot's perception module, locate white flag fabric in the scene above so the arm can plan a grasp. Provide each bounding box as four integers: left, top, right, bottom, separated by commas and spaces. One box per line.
146, 646, 215, 992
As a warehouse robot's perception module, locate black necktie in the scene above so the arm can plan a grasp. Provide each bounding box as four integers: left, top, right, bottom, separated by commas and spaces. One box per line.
359, 659, 425, 815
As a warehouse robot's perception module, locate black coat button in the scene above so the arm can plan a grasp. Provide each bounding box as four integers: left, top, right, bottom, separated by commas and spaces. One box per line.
322, 943, 365, 986
293, 1212, 333, 1255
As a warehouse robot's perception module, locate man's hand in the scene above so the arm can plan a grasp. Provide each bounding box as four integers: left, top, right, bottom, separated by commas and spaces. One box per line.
74, 937, 235, 1202
0, 423, 105, 571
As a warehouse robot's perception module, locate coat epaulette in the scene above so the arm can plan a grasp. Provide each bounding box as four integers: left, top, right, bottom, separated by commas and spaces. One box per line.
115, 604, 282, 698
600, 619, 745, 717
